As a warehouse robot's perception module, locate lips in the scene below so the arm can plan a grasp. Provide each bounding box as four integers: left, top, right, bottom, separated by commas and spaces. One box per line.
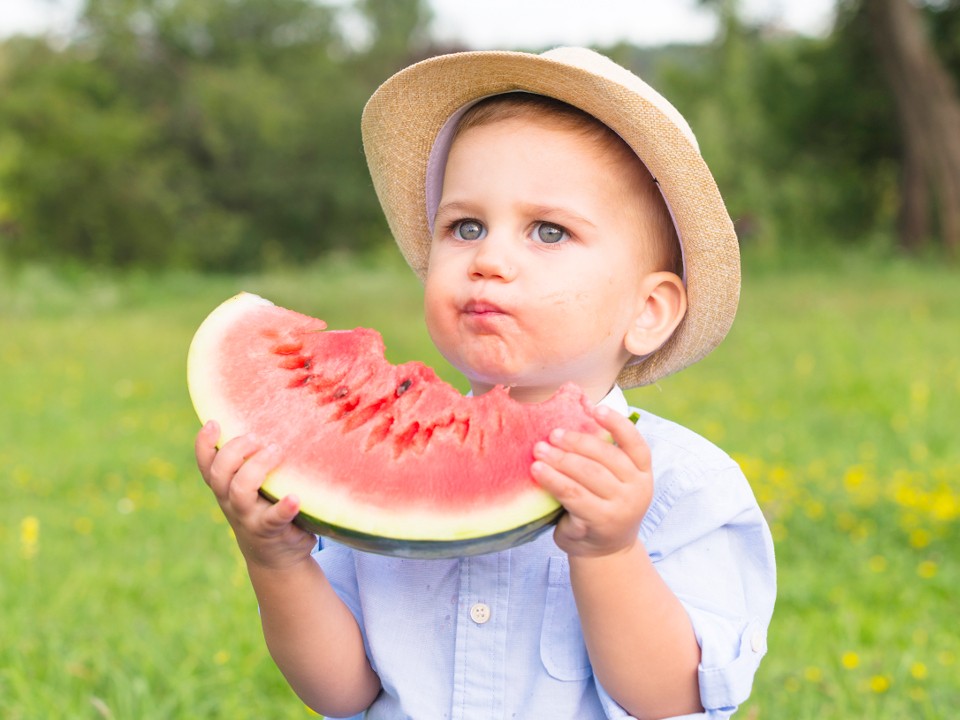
462, 299, 507, 315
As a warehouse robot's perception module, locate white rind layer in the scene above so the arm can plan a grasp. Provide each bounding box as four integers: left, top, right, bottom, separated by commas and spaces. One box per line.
187, 292, 276, 443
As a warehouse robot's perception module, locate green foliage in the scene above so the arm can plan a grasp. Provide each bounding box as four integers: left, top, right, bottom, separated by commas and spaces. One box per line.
643, 0, 960, 258
1, 255, 957, 718
0, 38, 182, 265
0, 0, 433, 270
3, 0, 960, 268
927, 0, 960, 78
650, 12, 902, 258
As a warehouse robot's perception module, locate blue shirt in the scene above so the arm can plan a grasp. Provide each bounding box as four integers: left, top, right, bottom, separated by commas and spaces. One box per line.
313, 386, 776, 719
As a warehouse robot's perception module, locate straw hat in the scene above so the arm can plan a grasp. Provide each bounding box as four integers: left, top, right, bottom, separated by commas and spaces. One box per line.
361, 47, 739, 388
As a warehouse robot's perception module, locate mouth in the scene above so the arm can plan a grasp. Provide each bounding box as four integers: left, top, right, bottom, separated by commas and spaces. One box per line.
462, 299, 508, 316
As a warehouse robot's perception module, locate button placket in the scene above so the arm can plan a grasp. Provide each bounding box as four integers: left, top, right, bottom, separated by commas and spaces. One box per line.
450, 553, 510, 720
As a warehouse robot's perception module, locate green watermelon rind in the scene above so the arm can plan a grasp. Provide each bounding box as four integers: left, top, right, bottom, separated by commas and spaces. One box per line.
256, 459, 563, 554
260, 484, 564, 558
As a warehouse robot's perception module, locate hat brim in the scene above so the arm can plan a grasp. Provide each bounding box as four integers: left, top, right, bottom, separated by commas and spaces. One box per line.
361, 49, 739, 388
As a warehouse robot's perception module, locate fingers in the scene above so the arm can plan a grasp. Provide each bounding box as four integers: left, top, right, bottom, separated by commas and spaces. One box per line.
195, 420, 220, 479
531, 405, 653, 511
530, 457, 609, 527
533, 409, 650, 499
195, 422, 313, 568
595, 405, 652, 472
197, 424, 283, 512
265, 492, 304, 529
531, 407, 654, 557
227, 441, 283, 515
201, 432, 260, 497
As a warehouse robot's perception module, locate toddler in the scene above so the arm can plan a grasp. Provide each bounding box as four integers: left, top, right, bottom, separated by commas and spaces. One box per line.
196, 47, 776, 720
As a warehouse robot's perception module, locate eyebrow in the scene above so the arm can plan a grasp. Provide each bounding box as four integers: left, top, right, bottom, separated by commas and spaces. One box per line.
522, 204, 598, 231
434, 200, 598, 231
433, 200, 478, 219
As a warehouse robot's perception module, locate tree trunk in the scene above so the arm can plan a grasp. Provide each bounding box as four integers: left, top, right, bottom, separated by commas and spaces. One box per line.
866, 0, 960, 255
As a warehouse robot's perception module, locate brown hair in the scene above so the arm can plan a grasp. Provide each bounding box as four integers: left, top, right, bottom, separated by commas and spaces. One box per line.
452, 93, 683, 276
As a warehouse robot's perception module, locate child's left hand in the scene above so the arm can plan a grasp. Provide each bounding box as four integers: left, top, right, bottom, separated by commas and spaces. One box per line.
531, 405, 652, 557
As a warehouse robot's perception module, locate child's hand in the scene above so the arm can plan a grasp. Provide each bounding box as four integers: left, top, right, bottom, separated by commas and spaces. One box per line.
531, 406, 653, 558
195, 420, 317, 571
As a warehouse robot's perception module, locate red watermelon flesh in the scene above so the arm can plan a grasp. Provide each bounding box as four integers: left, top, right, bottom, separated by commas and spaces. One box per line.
187, 292, 602, 558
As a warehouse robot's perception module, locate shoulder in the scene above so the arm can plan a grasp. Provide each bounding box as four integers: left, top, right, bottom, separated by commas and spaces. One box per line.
630, 407, 763, 544
633, 407, 740, 478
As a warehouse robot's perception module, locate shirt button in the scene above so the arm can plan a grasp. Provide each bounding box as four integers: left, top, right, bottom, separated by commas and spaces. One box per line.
469, 602, 491, 624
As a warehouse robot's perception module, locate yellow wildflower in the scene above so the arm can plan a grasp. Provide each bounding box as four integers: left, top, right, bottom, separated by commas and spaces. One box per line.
73, 517, 94, 535
909, 528, 932, 549
20, 516, 40, 559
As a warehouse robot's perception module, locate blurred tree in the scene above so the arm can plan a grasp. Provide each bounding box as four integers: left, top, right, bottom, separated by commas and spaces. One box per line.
0, 0, 433, 270
864, 0, 960, 254
656, 0, 960, 258
0, 37, 186, 265
657, 0, 816, 253
353, 0, 433, 79
747, 5, 899, 249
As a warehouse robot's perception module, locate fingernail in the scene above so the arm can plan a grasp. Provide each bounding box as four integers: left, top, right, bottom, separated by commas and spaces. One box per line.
550, 428, 565, 443
595, 406, 609, 418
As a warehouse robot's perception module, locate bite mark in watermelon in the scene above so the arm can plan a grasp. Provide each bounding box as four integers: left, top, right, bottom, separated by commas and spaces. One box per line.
187, 292, 602, 558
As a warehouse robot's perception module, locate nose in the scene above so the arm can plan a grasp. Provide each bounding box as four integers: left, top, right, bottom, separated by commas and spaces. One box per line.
468, 233, 518, 281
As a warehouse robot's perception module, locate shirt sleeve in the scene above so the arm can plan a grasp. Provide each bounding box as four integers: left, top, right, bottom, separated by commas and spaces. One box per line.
311, 537, 366, 641
596, 416, 777, 719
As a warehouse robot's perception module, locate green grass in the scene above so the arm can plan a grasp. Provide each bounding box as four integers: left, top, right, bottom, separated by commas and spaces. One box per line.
2, 252, 957, 718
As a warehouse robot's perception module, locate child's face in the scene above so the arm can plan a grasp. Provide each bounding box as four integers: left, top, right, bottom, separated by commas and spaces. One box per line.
424, 116, 662, 404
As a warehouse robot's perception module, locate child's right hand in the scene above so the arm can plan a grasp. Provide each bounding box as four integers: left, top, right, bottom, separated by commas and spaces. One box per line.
195, 420, 317, 571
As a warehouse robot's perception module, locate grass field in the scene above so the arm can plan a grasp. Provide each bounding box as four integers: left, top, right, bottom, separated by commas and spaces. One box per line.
2, 251, 957, 718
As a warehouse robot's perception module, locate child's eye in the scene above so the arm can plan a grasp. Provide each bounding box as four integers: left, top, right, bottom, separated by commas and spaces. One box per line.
453, 220, 485, 241
533, 222, 568, 244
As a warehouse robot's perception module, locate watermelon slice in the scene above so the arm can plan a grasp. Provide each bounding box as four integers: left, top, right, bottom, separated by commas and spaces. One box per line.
187, 292, 602, 558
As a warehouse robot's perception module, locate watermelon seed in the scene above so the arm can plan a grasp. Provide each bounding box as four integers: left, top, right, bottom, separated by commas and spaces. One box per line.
396, 379, 412, 397
271, 342, 303, 355
277, 355, 311, 370
334, 386, 349, 399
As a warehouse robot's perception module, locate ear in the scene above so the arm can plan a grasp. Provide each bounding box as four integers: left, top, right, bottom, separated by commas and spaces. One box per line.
624, 272, 687, 357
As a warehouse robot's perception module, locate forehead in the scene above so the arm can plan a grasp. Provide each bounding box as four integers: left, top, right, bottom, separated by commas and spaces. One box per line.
427, 96, 651, 230
443, 116, 642, 192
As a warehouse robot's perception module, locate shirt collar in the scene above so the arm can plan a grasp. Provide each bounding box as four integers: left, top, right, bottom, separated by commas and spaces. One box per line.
597, 385, 630, 416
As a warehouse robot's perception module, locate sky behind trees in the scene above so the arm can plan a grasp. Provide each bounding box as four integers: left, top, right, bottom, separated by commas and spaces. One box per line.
4, 0, 836, 47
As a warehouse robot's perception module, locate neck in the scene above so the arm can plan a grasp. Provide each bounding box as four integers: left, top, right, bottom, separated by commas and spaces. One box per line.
468, 380, 616, 405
